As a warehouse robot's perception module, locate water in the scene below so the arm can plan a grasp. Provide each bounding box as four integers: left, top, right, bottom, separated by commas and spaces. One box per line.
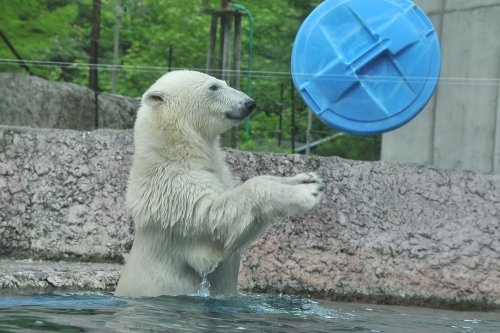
0, 292, 498, 332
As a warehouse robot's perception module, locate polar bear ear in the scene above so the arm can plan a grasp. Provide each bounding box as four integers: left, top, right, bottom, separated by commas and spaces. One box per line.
143, 91, 168, 108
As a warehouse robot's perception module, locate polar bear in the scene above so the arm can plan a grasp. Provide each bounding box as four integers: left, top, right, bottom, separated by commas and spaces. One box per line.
115, 70, 324, 297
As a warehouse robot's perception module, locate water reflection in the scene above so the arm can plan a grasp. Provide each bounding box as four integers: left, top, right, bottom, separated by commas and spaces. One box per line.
0, 292, 498, 333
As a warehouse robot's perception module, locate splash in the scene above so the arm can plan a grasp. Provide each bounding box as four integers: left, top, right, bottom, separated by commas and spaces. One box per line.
196, 274, 211, 297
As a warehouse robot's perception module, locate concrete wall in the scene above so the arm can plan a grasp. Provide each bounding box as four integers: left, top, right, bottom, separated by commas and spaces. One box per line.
0, 73, 139, 130
381, 0, 500, 174
1, 125, 499, 309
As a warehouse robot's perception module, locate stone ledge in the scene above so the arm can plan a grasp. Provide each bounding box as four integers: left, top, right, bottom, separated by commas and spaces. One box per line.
0, 259, 121, 293
0, 259, 494, 310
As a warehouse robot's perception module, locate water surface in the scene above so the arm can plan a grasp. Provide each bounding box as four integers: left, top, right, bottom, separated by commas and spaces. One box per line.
0, 292, 498, 332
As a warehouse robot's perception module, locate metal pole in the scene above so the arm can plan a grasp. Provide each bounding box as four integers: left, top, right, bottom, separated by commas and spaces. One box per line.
291, 79, 296, 153
231, 14, 242, 148
220, 0, 232, 146
306, 108, 313, 155
89, 0, 101, 128
278, 81, 284, 147
232, 15, 242, 89
168, 44, 173, 72
89, 0, 101, 91
111, 0, 121, 94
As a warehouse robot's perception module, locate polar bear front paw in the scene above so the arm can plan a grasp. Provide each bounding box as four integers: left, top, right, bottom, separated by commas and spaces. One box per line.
291, 173, 325, 212
286, 172, 321, 185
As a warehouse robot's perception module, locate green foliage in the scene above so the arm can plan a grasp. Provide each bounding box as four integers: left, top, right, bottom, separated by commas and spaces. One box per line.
0, 0, 89, 81
0, 0, 380, 160
238, 137, 289, 154
315, 134, 381, 161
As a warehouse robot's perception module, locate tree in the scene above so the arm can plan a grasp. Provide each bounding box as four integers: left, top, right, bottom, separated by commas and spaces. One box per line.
0, 0, 89, 81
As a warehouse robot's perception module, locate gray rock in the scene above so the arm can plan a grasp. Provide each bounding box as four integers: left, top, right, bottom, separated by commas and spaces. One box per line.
0, 259, 121, 292
98, 92, 140, 129
0, 125, 499, 309
0, 126, 135, 261
0, 73, 139, 130
236, 155, 500, 309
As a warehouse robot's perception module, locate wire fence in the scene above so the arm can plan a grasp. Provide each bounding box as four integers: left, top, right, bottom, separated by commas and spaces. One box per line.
1, 51, 498, 160
1, 58, 499, 86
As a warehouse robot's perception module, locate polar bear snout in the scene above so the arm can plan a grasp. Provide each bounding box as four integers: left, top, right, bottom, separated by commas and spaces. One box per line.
226, 98, 256, 121
245, 100, 256, 112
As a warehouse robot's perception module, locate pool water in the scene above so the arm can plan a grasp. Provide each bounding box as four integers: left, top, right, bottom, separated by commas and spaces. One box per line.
0, 292, 498, 332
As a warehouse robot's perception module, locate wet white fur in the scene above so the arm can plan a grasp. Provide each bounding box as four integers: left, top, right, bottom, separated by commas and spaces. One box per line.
115, 71, 324, 297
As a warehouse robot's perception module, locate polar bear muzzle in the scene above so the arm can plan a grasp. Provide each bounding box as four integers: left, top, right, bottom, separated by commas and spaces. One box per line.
225, 99, 256, 121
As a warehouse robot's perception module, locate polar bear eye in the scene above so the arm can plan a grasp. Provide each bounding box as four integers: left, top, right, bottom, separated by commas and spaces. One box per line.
209, 84, 219, 91
149, 94, 164, 102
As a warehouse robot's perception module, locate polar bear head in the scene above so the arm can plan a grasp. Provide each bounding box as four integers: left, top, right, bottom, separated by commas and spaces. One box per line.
138, 70, 256, 139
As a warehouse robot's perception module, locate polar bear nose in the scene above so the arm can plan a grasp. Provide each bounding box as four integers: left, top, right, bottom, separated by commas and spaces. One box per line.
245, 100, 256, 112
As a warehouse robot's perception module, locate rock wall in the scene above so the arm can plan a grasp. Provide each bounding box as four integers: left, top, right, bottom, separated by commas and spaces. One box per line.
0, 125, 499, 309
0, 73, 139, 130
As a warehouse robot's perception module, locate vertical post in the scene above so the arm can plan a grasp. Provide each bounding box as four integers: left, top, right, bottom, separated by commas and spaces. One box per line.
89, 0, 101, 128
232, 15, 242, 89
206, 15, 218, 75
231, 14, 242, 148
291, 80, 296, 153
278, 81, 284, 147
221, 14, 232, 82
494, 59, 500, 173
89, 0, 101, 92
217, 8, 227, 79
219, 1, 232, 146
111, 0, 121, 94
306, 108, 313, 155
167, 44, 173, 72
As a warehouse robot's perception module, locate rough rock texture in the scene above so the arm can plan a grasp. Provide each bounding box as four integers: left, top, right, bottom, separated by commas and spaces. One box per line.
0, 126, 134, 261
0, 125, 499, 309
232, 153, 500, 309
0, 73, 139, 130
0, 259, 120, 292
